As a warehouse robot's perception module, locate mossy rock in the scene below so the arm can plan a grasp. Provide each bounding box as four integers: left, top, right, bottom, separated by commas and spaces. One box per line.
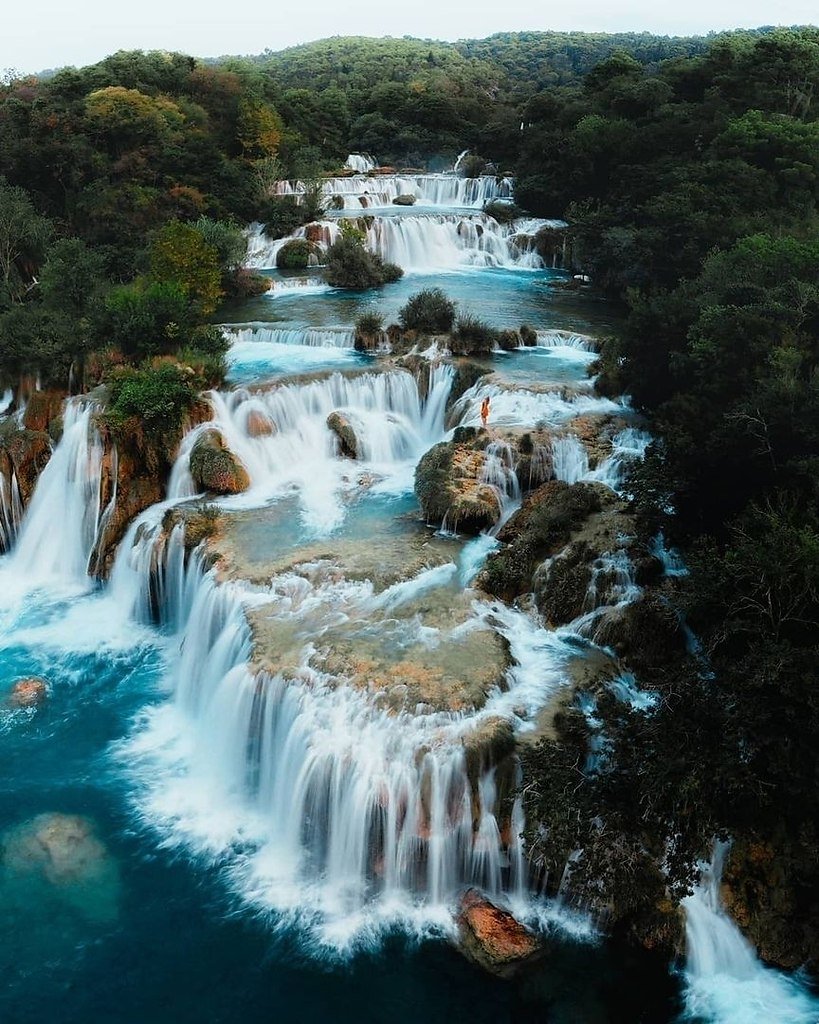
189, 429, 250, 495
392, 194, 417, 206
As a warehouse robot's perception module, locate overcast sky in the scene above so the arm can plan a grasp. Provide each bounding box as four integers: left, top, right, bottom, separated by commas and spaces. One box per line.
3, 0, 817, 74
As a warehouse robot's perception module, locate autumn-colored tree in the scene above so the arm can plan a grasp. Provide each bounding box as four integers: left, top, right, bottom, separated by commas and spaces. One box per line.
85, 86, 184, 153
236, 98, 282, 159
149, 222, 222, 315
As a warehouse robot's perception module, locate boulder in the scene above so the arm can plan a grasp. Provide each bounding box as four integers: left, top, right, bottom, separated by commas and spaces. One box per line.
7, 676, 48, 708
593, 593, 687, 674
189, 429, 250, 495
327, 412, 359, 459
457, 889, 541, 977
246, 409, 276, 438
415, 441, 501, 535
392, 194, 417, 206
1, 813, 121, 924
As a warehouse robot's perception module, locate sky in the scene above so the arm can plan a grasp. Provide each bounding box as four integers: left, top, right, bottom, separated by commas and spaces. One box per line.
2, 0, 816, 74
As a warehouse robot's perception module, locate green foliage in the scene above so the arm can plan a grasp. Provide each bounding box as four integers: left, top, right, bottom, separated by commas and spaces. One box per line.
0, 177, 52, 304
275, 238, 315, 270
192, 216, 246, 272
398, 288, 455, 333
93, 280, 192, 360
355, 310, 383, 335
107, 360, 198, 438
458, 154, 488, 177
450, 314, 499, 354
324, 230, 403, 290
40, 238, 107, 318
149, 222, 223, 315
0, 305, 77, 388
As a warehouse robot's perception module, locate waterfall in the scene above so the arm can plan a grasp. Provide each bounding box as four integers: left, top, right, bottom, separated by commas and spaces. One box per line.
275, 173, 514, 210
535, 330, 598, 354
246, 214, 560, 272
681, 843, 819, 1023
223, 325, 356, 350
0, 471, 23, 553
116, 516, 599, 950
10, 401, 106, 586
344, 153, 376, 174
453, 150, 470, 173
453, 382, 622, 431
168, 367, 454, 530
551, 429, 651, 493
479, 441, 521, 531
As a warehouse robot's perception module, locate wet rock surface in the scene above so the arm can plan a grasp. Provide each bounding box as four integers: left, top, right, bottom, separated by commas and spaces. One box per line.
457, 889, 542, 977
189, 429, 250, 495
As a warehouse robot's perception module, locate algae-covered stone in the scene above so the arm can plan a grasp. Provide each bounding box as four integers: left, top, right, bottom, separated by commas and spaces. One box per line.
189, 429, 250, 494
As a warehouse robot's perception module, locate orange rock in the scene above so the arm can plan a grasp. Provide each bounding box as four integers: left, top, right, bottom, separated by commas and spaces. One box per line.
246, 410, 276, 438
458, 888, 541, 976
8, 677, 48, 708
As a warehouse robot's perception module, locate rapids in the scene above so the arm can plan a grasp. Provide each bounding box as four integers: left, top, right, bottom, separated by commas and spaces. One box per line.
1, 157, 816, 1023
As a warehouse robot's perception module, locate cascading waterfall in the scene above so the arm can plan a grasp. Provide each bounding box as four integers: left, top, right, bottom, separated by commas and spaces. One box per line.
453, 381, 623, 430
681, 843, 819, 1023
275, 173, 514, 210
479, 441, 521, 531
246, 214, 561, 272
551, 428, 651, 493
223, 325, 356, 350
9, 400, 107, 586
168, 367, 455, 530
344, 153, 376, 174
0, 471, 23, 553
118, 515, 600, 949
534, 330, 598, 353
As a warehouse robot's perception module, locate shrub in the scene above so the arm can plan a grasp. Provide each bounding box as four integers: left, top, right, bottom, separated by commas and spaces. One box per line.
458, 154, 488, 178
451, 315, 499, 354
258, 196, 311, 240
325, 232, 403, 290
398, 288, 455, 333
484, 200, 520, 224
355, 311, 384, 335
92, 280, 192, 360
519, 324, 537, 347
107, 361, 198, 439
276, 238, 316, 270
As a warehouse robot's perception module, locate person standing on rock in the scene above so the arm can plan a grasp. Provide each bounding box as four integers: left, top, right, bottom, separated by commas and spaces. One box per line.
480, 396, 490, 428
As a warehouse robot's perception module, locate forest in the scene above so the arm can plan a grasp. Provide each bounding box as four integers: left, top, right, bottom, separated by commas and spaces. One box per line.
1, 23, 818, 973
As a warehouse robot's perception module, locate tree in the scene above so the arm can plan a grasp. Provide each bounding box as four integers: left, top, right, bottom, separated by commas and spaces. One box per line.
0, 177, 51, 304
149, 222, 223, 315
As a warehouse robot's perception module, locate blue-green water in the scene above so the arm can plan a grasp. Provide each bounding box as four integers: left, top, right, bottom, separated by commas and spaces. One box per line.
0, 260, 689, 1024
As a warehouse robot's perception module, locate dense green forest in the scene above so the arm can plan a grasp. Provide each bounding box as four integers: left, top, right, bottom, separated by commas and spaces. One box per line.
1, 24, 818, 966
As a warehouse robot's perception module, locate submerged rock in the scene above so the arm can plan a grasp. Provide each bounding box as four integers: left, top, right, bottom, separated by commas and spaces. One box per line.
327, 412, 359, 459
1, 813, 121, 924
7, 677, 48, 709
457, 889, 541, 977
189, 429, 250, 495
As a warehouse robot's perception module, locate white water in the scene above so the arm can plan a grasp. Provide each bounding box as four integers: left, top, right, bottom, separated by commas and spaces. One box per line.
8, 401, 107, 587
117, 516, 596, 951
345, 153, 376, 174
551, 428, 651, 493
247, 214, 561, 272
0, 471, 22, 552
223, 325, 356, 350
276, 165, 513, 210
682, 843, 819, 1023
453, 381, 622, 430
169, 368, 454, 531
